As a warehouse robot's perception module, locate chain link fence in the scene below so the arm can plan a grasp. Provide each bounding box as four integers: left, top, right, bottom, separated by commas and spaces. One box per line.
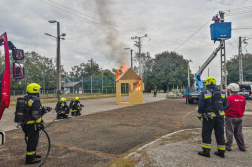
10, 75, 129, 100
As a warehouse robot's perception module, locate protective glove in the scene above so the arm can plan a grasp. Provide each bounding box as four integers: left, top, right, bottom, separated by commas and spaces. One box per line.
37, 120, 44, 130
197, 114, 202, 121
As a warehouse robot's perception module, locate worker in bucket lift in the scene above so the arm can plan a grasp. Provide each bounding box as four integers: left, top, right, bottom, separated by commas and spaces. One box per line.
212, 14, 220, 23
70, 97, 84, 116
153, 86, 157, 97
55, 98, 70, 119
197, 76, 229, 158
22, 83, 44, 164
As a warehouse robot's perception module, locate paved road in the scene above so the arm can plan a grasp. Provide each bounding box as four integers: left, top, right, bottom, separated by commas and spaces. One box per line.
0, 94, 166, 131
0, 97, 194, 167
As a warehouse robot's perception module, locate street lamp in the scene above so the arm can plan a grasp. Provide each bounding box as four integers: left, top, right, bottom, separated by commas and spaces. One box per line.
124, 48, 133, 69
45, 20, 66, 101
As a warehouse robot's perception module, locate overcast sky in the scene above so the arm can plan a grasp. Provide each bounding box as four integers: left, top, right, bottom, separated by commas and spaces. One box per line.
1, 0, 252, 83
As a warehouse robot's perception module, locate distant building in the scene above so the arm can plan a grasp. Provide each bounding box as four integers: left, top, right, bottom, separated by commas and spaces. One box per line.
61, 81, 84, 94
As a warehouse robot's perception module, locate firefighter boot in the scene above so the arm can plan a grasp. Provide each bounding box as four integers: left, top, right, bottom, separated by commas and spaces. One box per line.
26, 155, 41, 164
214, 151, 225, 158
198, 149, 210, 157
35, 154, 41, 158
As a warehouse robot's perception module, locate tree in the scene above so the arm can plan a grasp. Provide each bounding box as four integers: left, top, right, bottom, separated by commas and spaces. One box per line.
226, 53, 252, 84
144, 51, 194, 92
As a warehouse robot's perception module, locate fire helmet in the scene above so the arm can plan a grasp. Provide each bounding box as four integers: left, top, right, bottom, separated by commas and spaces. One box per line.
205, 76, 216, 86
227, 83, 239, 92
27, 83, 41, 94
75, 97, 80, 101
61, 98, 66, 102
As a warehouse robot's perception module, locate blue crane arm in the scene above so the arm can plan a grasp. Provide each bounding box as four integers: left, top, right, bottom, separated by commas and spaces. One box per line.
195, 40, 224, 89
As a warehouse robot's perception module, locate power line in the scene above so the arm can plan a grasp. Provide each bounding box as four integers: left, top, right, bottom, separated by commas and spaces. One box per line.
39, 0, 134, 35
227, 40, 238, 48
47, 0, 136, 33
173, 19, 211, 51
223, 6, 252, 12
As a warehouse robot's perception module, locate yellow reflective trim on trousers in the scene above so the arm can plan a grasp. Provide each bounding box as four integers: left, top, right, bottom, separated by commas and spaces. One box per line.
26, 121, 35, 124
221, 95, 225, 99
220, 112, 225, 116
65, 114, 69, 115
202, 145, 211, 149
212, 114, 216, 117
197, 114, 202, 117
26, 151, 36, 155
218, 147, 225, 150
36, 118, 41, 123
204, 95, 211, 99
72, 110, 77, 112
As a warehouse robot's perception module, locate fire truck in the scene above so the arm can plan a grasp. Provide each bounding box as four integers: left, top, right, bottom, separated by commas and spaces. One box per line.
0, 32, 25, 145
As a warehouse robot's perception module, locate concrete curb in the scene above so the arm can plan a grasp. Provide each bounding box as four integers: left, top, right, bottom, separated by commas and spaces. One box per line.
125, 126, 252, 159
125, 128, 201, 159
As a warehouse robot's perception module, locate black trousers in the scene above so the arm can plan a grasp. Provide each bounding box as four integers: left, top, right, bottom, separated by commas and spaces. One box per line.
22, 124, 39, 160
202, 115, 225, 153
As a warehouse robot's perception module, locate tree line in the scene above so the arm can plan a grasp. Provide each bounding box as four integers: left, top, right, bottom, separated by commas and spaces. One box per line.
1, 50, 249, 92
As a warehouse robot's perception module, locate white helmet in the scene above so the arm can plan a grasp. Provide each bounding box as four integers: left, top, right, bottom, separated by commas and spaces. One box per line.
227, 83, 239, 92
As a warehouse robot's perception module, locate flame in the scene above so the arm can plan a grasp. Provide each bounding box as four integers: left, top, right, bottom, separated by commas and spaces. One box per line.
134, 80, 142, 91
115, 63, 128, 79
115, 69, 120, 79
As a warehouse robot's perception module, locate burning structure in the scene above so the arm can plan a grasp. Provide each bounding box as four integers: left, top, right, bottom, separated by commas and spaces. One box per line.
116, 68, 144, 105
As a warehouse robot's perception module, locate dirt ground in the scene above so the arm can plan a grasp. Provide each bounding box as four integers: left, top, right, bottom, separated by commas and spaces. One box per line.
1, 98, 252, 167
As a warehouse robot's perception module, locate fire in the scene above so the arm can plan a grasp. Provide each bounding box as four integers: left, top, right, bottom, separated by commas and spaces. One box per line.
134, 80, 142, 91
115, 63, 128, 79
115, 69, 121, 79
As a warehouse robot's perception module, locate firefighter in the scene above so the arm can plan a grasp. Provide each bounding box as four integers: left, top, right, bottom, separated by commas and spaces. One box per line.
153, 86, 157, 97
71, 97, 83, 116
22, 83, 44, 164
55, 98, 70, 119
197, 76, 229, 158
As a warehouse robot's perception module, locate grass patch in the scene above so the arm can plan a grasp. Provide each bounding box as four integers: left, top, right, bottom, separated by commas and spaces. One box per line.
107, 158, 136, 167
9, 93, 131, 107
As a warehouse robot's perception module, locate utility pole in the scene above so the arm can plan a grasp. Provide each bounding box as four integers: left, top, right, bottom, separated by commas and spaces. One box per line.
45, 20, 66, 101
130, 49, 133, 69
187, 59, 192, 87
43, 62, 45, 93
138, 37, 142, 78
238, 37, 243, 84
188, 63, 190, 87
56, 22, 61, 101
131, 34, 147, 78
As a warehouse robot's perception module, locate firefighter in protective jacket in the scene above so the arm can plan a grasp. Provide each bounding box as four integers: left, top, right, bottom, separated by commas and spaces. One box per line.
197, 76, 229, 158
55, 98, 70, 119
22, 83, 44, 164
71, 97, 83, 116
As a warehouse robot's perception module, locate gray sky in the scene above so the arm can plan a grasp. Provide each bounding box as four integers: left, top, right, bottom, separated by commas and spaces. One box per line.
1, 0, 252, 83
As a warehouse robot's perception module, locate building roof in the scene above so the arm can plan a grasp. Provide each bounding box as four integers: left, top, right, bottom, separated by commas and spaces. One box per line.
116, 68, 141, 81
62, 81, 81, 88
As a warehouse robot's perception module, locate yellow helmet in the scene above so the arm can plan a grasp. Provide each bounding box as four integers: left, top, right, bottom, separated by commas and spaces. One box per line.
61, 98, 66, 102
75, 97, 79, 101
205, 76, 216, 86
27, 83, 41, 94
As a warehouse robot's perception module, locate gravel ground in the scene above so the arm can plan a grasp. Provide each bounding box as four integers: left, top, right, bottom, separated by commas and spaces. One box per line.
127, 101, 252, 167
128, 128, 252, 167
